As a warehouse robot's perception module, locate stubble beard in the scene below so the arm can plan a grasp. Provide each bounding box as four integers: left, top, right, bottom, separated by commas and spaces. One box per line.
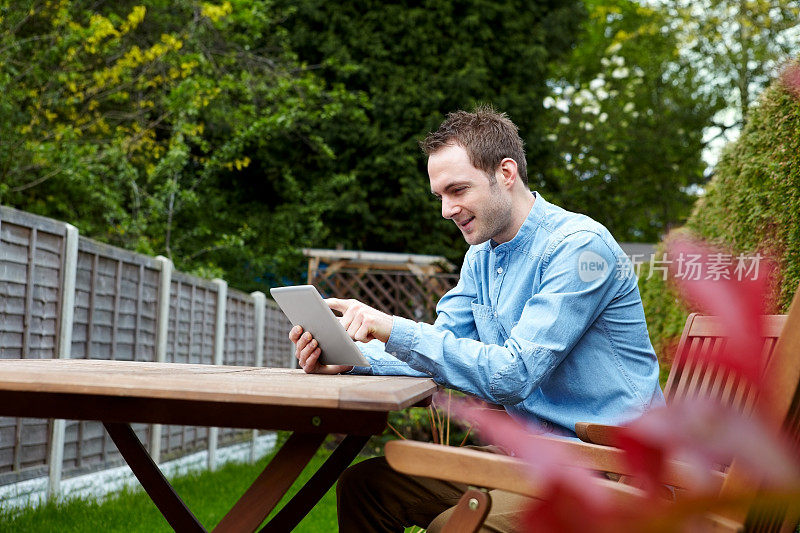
464, 186, 513, 245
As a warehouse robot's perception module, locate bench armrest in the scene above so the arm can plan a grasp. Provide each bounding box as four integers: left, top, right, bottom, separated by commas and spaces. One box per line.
575, 421, 620, 446
384, 439, 635, 500
385, 437, 723, 494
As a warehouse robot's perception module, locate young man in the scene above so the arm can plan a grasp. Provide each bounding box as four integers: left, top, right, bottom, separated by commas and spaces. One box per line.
290, 106, 664, 532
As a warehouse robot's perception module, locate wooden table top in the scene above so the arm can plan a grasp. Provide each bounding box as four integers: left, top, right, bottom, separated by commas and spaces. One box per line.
0, 359, 438, 412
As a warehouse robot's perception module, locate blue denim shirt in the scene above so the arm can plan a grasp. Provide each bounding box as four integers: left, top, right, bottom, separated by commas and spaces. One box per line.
354, 193, 665, 436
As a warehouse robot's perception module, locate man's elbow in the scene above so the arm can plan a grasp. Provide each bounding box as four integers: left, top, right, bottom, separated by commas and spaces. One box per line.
488, 372, 536, 405
484, 348, 543, 405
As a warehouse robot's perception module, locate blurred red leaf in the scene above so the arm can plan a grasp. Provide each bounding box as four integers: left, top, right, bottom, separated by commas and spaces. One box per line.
448, 397, 619, 529
781, 61, 800, 100
612, 400, 800, 494
666, 236, 775, 389
450, 394, 800, 532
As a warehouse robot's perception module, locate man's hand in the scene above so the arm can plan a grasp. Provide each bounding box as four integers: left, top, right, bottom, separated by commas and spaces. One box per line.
289, 325, 353, 375
326, 298, 393, 343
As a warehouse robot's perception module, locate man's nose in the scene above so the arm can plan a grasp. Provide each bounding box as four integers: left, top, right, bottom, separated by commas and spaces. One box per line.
441, 197, 460, 219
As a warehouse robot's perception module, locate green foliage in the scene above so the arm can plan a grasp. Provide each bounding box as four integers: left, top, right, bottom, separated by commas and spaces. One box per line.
378, 394, 475, 453
639, 64, 800, 364
637, 244, 690, 381
664, 0, 800, 125
0, 1, 368, 288
687, 70, 800, 310
1, 0, 586, 287
5, 1, 754, 296
271, 0, 586, 267
540, 0, 723, 242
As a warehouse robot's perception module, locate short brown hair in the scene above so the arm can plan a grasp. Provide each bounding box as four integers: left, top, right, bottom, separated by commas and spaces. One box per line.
420, 105, 528, 186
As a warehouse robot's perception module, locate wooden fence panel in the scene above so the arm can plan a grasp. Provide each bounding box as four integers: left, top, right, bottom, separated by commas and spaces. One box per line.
0, 207, 67, 481
161, 273, 217, 459
219, 290, 257, 444
1, 205, 296, 493
63, 239, 159, 475
224, 290, 255, 367
265, 302, 293, 368
0, 209, 65, 360
71, 240, 160, 361
167, 272, 217, 364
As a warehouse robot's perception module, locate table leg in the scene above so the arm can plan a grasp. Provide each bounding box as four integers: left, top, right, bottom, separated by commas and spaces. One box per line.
260, 434, 370, 532
212, 432, 326, 533
103, 422, 205, 532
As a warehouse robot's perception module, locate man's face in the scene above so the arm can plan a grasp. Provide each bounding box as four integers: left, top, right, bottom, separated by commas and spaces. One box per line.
428, 144, 513, 246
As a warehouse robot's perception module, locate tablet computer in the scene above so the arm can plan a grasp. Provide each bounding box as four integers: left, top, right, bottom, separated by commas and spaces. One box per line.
270, 285, 371, 367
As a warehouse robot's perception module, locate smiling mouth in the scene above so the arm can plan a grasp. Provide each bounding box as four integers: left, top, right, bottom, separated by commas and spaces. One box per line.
458, 217, 475, 228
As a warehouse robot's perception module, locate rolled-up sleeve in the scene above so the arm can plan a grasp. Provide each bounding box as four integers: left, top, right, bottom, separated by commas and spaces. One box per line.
384, 231, 620, 405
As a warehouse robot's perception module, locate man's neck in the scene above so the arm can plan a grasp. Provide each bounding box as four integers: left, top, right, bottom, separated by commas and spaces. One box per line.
493, 190, 536, 245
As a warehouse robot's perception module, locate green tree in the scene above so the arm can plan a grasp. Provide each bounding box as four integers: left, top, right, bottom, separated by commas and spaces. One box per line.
272, 0, 585, 265
639, 62, 800, 359
0, 1, 366, 288
662, 0, 800, 138
539, 0, 723, 241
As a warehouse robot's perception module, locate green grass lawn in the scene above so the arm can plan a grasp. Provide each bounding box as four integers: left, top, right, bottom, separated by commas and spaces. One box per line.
0, 447, 347, 532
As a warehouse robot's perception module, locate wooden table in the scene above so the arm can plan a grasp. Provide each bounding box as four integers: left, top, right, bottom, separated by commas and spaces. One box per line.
0, 359, 437, 532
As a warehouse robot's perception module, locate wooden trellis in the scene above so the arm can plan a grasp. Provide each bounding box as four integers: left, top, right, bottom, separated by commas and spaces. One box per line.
304, 249, 459, 323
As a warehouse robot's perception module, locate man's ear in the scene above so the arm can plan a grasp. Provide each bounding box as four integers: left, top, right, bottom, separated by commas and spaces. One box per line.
498, 158, 518, 189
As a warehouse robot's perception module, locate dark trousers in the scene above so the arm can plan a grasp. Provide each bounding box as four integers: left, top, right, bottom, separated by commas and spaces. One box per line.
336, 455, 531, 532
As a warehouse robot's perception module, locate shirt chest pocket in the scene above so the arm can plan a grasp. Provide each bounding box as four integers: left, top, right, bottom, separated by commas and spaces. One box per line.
471, 301, 505, 345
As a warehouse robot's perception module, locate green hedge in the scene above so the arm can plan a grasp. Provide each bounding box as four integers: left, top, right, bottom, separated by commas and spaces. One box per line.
640, 62, 800, 373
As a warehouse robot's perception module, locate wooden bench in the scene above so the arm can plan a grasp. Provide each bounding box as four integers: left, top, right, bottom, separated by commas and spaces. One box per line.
576, 313, 787, 447
385, 291, 800, 532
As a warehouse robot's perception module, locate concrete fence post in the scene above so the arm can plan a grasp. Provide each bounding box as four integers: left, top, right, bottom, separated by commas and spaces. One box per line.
47, 224, 78, 500
208, 279, 227, 471
252, 292, 266, 368
149, 256, 173, 464
249, 291, 266, 462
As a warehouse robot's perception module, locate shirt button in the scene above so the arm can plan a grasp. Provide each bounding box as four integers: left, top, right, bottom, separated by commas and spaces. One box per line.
496, 267, 503, 274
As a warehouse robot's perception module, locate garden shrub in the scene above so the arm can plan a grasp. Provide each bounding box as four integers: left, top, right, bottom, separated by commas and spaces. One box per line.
641, 61, 800, 374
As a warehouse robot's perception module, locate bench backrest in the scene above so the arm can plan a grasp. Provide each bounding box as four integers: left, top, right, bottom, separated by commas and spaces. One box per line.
663, 314, 788, 414
660, 311, 798, 531
644, 297, 800, 531
695, 289, 800, 532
